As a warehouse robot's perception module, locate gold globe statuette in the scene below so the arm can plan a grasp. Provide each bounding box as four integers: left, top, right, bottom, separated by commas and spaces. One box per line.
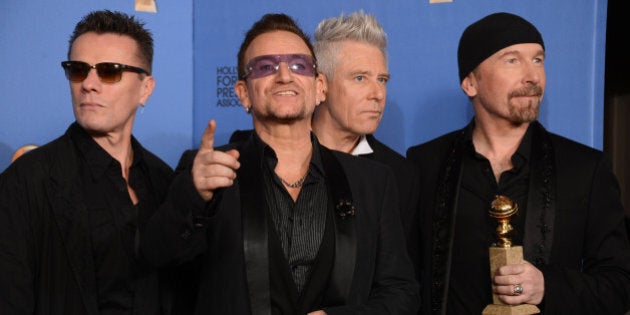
489, 195, 519, 248
482, 195, 540, 315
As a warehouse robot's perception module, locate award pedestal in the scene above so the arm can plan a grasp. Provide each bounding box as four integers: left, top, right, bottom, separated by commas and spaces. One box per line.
482, 246, 540, 315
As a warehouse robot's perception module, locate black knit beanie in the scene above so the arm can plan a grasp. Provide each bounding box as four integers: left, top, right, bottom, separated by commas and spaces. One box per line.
457, 12, 545, 82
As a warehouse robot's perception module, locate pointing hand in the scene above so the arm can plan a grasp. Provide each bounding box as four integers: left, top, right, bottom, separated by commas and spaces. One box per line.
191, 119, 240, 201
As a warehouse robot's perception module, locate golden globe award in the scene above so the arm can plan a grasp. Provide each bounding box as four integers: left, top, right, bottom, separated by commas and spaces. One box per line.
482, 195, 540, 315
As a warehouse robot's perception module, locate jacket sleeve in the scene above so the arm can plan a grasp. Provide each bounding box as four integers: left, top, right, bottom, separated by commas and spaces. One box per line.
140, 150, 216, 268
0, 164, 36, 314
541, 155, 630, 314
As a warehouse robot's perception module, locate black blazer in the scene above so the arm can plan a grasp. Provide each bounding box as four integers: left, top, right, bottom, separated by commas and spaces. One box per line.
230, 131, 421, 253
143, 134, 419, 314
0, 123, 174, 315
362, 135, 421, 262
406, 121, 630, 315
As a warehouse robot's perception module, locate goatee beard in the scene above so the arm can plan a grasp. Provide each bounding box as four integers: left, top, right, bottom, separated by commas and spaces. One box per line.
509, 85, 543, 124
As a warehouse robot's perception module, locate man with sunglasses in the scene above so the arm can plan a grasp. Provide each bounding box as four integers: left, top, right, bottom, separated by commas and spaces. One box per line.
142, 13, 419, 314
0, 10, 174, 314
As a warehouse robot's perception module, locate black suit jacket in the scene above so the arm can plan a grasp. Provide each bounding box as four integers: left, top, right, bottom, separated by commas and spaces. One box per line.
406, 121, 630, 315
230, 131, 421, 258
362, 135, 421, 262
0, 123, 174, 315
142, 133, 419, 314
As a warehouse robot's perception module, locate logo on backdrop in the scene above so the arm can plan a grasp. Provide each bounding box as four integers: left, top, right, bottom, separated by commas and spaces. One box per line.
216, 65, 240, 108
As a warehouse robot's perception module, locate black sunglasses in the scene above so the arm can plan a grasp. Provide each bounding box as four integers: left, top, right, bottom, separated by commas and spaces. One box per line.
61, 61, 150, 83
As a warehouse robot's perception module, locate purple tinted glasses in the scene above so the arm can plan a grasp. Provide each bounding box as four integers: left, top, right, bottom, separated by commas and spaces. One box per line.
243, 54, 317, 79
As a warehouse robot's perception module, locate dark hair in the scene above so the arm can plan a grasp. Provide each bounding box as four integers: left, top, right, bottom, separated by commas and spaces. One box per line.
237, 13, 316, 80
68, 10, 154, 73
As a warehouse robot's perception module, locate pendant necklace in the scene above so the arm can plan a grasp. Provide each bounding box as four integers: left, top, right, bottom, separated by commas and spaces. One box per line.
279, 172, 307, 188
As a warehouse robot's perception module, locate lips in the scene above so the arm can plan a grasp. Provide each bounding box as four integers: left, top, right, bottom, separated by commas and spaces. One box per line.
79, 102, 103, 109
275, 90, 297, 96
364, 111, 382, 117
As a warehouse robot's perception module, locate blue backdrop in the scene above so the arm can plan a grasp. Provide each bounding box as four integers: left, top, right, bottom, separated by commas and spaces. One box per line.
0, 0, 193, 170
194, 0, 608, 159
0, 0, 608, 172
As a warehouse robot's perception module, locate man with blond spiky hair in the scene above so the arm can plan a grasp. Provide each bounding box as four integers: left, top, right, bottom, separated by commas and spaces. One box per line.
311, 11, 421, 265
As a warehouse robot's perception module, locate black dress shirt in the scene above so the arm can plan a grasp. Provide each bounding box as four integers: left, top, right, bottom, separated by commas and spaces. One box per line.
259, 134, 328, 294
73, 124, 161, 314
447, 125, 532, 315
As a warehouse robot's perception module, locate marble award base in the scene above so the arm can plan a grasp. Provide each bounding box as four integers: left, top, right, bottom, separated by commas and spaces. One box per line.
482, 246, 540, 315
482, 304, 541, 315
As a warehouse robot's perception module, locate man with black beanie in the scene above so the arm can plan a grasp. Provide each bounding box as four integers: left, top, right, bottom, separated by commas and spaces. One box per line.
406, 12, 630, 314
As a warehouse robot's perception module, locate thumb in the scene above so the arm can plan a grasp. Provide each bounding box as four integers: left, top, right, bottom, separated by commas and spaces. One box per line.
199, 119, 216, 150
226, 149, 240, 160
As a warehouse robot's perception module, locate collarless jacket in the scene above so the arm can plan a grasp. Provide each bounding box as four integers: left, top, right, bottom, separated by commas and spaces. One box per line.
406, 121, 630, 315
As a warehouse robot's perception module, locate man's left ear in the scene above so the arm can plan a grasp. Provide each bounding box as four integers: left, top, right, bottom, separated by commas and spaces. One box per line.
460, 74, 477, 97
139, 75, 156, 105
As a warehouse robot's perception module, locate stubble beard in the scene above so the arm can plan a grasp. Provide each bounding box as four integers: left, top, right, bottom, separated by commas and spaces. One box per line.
256, 105, 309, 124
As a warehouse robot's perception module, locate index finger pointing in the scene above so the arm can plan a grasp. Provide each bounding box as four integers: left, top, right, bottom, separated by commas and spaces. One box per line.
199, 119, 216, 150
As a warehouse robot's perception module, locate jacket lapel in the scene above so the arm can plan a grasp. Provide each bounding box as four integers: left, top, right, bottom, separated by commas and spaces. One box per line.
431, 128, 466, 315
522, 121, 556, 266
319, 146, 357, 305
237, 138, 271, 315
46, 136, 99, 314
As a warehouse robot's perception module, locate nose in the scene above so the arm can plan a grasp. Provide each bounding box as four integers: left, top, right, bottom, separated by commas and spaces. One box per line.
80, 67, 101, 91
522, 61, 543, 85
369, 80, 386, 101
274, 61, 295, 82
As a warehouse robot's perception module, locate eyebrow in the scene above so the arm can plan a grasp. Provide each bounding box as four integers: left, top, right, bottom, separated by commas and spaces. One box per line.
348, 70, 391, 79
497, 48, 545, 59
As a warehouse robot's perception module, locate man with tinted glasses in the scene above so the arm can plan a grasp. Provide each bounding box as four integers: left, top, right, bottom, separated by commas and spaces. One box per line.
0, 10, 174, 314
141, 13, 419, 314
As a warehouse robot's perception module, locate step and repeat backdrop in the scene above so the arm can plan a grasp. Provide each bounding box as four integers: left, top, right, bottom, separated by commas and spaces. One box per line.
0, 0, 193, 170
192, 0, 608, 158
0, 0, 607, 170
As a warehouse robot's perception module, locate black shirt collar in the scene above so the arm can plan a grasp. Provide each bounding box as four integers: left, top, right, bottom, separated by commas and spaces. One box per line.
68, 122, 145, 180
251, 130, 325, 180
463, 119, 534, 168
